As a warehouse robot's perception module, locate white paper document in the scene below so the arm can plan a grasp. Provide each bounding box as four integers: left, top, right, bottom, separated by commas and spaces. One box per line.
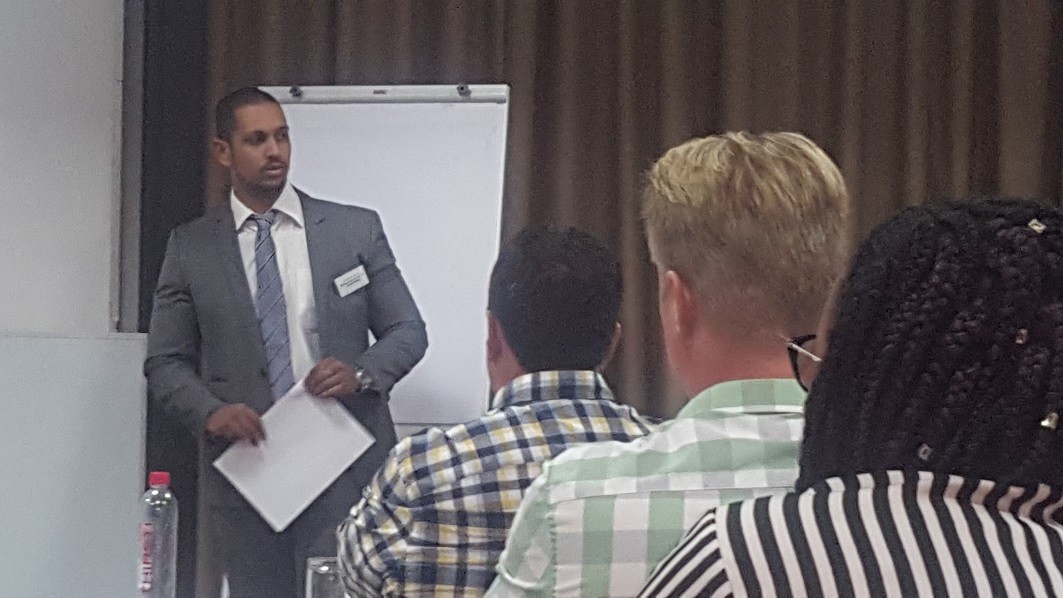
213, 381, 375, 532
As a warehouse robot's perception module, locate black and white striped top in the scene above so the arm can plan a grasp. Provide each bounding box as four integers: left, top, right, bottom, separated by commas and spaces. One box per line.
639, 470, 1063, 597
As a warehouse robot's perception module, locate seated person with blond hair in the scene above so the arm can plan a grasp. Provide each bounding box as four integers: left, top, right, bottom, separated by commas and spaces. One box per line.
642, 199, 1063, 597
489, 132, 852, 597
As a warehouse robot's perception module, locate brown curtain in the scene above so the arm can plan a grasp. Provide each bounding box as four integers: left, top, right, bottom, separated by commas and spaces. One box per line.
199, 0, 1061, 595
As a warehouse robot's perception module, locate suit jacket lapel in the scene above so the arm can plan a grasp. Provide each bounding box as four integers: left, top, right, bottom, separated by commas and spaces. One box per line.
297, 195, 329, 354
207, 204, 268, 368
300, 193, 338, 358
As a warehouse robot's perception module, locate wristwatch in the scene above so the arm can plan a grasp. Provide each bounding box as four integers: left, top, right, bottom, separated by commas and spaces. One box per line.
354, 367, 374, 393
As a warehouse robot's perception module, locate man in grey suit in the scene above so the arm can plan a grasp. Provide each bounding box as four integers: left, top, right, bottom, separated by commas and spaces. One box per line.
145, 87, 428, 598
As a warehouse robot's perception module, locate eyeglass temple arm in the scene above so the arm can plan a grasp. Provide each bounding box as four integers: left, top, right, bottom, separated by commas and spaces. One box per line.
787, 341, 823, 363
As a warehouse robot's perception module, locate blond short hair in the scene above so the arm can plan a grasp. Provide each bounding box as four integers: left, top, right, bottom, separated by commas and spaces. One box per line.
643, 132, 851, 332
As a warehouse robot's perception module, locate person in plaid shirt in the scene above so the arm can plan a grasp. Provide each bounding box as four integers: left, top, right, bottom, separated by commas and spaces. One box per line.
487, 132, 852, 597
337, 227, 655, 596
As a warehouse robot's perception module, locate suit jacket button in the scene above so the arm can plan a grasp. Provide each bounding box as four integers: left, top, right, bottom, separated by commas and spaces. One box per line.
259, 367, 268, 378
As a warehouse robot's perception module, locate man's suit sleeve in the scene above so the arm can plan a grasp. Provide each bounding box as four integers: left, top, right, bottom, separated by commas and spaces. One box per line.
144, 230, 226, 434
356, 211, 428, 394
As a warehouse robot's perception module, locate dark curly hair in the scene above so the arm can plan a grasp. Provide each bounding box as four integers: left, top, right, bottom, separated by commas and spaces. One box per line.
798, 198, 1063, 490
488, 227, 622, 373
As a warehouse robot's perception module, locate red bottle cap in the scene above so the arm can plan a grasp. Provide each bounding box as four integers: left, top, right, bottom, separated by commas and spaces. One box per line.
148, 471, 170, 487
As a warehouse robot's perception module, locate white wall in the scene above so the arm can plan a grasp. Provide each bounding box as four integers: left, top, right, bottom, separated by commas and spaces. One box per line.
0, 336, 146, 598
0, 0, 124, 336
0, 2, 144, 597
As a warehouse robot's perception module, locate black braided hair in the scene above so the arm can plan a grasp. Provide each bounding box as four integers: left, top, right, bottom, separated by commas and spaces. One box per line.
798, 199, 1063, 490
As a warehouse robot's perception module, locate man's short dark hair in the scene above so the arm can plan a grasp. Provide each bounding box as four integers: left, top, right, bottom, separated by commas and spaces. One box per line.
214, 87, 280, 141
488, 227, 623, 373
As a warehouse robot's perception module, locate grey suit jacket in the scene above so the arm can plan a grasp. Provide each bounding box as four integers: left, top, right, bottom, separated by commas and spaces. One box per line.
144, 191, 428, 507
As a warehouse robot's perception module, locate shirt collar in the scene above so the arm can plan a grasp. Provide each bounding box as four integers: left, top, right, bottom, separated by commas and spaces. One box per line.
811, 470, 1063, 524
677, 378, 805, 419
230, 182, 304, 230
489, 370, 615, 411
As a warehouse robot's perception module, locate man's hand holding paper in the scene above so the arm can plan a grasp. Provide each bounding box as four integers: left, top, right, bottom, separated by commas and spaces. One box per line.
213, 380, 375, 532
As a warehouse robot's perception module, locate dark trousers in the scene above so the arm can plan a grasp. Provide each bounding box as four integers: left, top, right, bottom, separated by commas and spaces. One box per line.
210, 469, 363, 598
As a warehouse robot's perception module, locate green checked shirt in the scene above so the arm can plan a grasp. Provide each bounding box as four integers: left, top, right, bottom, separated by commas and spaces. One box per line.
486, 379, 805, 598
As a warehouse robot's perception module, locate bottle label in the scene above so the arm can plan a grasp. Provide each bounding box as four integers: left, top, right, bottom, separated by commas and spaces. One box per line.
138, 522, 154, 593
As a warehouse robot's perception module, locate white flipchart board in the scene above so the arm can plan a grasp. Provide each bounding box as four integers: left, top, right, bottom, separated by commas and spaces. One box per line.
263, 85, 508, 426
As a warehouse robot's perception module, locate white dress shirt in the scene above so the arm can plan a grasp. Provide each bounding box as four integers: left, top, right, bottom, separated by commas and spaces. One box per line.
231, 183, 320, 384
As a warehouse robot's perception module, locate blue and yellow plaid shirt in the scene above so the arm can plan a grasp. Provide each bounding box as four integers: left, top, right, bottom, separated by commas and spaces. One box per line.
337, 370, 656, 597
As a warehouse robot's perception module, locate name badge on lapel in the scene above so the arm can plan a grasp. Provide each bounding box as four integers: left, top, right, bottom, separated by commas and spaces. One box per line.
334, 265, 369, 297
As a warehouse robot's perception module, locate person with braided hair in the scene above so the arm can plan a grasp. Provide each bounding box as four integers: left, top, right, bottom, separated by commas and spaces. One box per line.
641, 198, 1063, 597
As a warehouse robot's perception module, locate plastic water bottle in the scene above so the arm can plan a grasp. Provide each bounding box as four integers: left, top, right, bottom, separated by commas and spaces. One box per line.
138, 471, 177, 598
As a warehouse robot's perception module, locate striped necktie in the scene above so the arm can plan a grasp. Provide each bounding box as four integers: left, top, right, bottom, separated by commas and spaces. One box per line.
251, 210, 295, 400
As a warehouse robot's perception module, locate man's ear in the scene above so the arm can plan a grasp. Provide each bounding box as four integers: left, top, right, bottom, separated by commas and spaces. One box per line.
486, 312, 504, 362
597, 322, 622, 371
212, 137, 233, 169
663, 270, 698, 340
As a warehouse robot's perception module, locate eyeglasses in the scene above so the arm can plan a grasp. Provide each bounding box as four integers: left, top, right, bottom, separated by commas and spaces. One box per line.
786, 334, 822, 392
